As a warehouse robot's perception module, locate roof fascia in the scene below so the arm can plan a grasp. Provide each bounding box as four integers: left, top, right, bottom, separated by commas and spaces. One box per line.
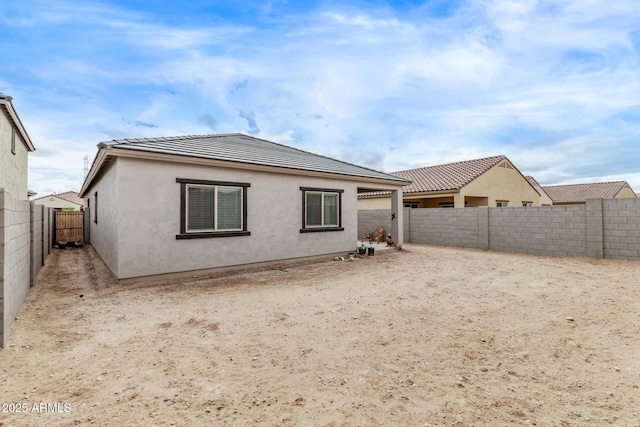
0, 99, 35, 151
79, 148, 109, 197
81, 145, 408, 196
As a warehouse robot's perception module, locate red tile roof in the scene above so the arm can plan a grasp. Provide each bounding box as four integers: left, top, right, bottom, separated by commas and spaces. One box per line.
542, 181, 635, 204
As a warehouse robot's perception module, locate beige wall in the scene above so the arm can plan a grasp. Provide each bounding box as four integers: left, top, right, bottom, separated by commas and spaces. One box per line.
358, 161, 540, 209
33, 196, 82, 211
358, 196, 391, 210
88, 157, 391, 280
0, 110, 29, 200
615, 184, 637, 199
461, 162, 541, 207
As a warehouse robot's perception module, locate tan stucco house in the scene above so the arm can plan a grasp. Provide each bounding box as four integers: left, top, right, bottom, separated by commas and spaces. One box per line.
542, 181, 637, 205
0, 93, 35, 200
79, 133, 409, 281
358, 155, 541, 209
33, 191, 83, 211
526, 176, 553, 206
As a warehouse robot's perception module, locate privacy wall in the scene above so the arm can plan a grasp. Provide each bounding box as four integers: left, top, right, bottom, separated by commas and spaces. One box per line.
358, 198, 640, 261
0, 189, 51, 348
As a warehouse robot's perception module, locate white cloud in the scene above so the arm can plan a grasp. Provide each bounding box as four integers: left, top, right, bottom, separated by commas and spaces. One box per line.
4, 0, 640, 194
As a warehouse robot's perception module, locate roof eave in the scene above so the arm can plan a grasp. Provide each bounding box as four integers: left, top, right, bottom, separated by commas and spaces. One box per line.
0, 98, 35, 151
80, 144, 409, 197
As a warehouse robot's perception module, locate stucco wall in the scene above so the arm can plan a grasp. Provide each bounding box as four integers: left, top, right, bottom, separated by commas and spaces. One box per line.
461, 163, 541, 207
85, 161, 120, 277
0, 190, 31, 347
357, 162, 541, 210
358, 200, 640, 261
615, 185, 637, 199
93, 157, 366, 279
357, 196, 391, 210
0, 109, 29, 200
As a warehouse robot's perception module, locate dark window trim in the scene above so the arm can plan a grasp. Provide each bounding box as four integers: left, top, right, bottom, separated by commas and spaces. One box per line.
176, 178, 250, 239
300, 187, 344, 233
94, 191, 98, 224
11, 128, 16, 155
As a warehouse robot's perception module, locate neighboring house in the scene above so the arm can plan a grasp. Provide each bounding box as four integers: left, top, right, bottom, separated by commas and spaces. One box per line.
33, 191, 83, 211
358, 155, 541, 209
79, 133, 409, 281
542, 181, 637, 205
0, 93, 35, 199
525, 176, 553, 206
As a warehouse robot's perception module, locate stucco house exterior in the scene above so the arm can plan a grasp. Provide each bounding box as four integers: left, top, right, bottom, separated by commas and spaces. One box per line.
0, 93, 35, 200
79, 133, 409, 281
358, 155, 541, 209
32, 191, 83, 211
526, 176, 553, 206
542, 181, 637, 205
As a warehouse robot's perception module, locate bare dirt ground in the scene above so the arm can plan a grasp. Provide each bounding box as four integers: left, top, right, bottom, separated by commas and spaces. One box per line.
1, 244, 639, 426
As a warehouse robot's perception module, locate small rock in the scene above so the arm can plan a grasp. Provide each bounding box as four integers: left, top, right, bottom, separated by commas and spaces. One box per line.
566, 317, 574, 321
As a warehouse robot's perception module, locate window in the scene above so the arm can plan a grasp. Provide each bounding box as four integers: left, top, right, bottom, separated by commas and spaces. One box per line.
176, 178, 250, 239
522, 201, 533, 207
94, 191, 98, 223
300, 187, 343, 232
11, 128, 16, 155
404, 202, 419, 208
439, 202, 454, 208
496, 200, 509, 207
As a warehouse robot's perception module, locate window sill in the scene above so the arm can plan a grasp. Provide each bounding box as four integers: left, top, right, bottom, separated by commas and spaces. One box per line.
176, 231, 251, 239
300, 227, 344, 233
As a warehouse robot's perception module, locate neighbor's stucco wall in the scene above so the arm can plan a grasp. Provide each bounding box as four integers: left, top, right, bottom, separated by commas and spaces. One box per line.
84, 160, 120, 278
33, 196, 82, 211
0, 109, 29, 200
615, 185, 637, 199
461, 163, 541, 207
106, 157, 367, 279
358, 162, 541, 210
357, 196, 391, 210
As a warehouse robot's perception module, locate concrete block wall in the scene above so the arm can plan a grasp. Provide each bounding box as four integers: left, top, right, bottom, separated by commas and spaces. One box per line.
603, 198, 640, 260
1, 189, 32, 348
489, 205, 586, 257
357, 209, 393, 241
30, 204, 49, 286
1, 189, 51, 348
358, 199, 639, 261
409, 207, 480, 249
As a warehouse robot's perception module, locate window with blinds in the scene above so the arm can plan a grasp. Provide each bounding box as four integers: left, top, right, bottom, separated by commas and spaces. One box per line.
176, 178, 250, 239
187, 185, 243, 232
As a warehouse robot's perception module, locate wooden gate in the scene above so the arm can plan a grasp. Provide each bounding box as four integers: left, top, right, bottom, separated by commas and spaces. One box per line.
54, 211, 84, 245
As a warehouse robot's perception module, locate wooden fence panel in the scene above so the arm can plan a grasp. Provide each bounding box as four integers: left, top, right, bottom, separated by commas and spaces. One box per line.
54, 211, 84, 244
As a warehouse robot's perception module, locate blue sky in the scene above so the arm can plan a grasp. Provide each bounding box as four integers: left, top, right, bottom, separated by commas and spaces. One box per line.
2, 0, 639, 195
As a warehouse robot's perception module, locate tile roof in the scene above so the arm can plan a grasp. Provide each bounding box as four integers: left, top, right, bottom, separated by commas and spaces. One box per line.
55, 191, 83, 205
360, 155, 509, 197
542, 181, 635, 204
33, 191, 83, 205
396, 155, 508, 193
97, 133, 408, 183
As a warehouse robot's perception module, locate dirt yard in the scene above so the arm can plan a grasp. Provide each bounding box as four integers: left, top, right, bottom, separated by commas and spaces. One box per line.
1, 244, 639, 426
